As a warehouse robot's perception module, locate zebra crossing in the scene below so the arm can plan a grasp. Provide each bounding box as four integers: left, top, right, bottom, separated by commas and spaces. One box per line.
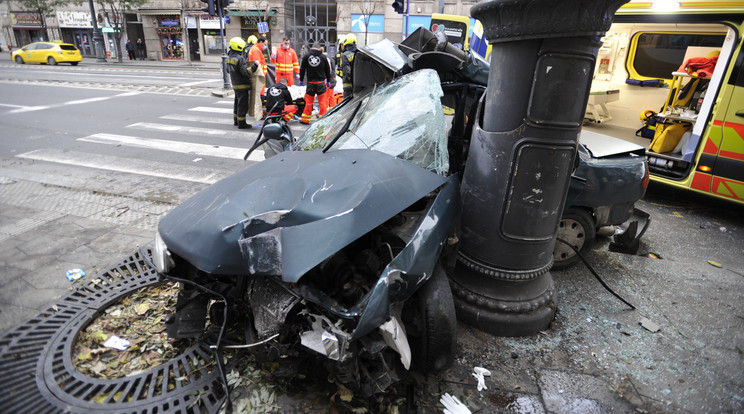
15, 99, 274, 186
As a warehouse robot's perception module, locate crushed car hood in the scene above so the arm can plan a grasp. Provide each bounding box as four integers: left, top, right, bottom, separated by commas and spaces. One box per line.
159, 149, 448, 281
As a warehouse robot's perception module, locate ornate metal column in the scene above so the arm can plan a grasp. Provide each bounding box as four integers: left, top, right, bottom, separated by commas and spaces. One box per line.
449, 0, 628, 336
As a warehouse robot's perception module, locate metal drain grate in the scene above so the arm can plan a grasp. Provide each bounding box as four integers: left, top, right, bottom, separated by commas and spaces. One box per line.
0, 250, 226, 414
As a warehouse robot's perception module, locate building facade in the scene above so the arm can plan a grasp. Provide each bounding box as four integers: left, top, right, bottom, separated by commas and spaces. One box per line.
0, 0, 476, 62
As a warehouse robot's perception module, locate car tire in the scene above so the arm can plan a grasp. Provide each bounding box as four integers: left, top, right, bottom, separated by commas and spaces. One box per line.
47, 56, 57, 65
553, 208, 596, 270
14, 56, 24, 64
71, 62, 79, 66
404, 263, 457, 372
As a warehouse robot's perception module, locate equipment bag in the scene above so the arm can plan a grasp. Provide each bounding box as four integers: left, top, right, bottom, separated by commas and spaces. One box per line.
635, 110, 663, 139
649, 122, 692, 153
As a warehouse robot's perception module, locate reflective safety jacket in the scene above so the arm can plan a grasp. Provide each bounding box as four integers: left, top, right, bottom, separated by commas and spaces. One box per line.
226, 49, 255, 90
248, 44, 268, 76
341, 44, 357, 89
271, 46, 299, 78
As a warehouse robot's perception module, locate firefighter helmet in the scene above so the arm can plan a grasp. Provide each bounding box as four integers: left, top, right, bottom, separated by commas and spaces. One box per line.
229, 37, 246, 52
343, 34, 357, 45
247, 35, 258, 45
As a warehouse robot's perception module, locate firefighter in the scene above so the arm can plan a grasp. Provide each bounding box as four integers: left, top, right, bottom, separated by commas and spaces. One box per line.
226, 37, 258, 129
340, 34, 357, 99
299, 43, 332, 124
335, 35, 345, 78
266, 77, 304, 123
271, 37, 300, 86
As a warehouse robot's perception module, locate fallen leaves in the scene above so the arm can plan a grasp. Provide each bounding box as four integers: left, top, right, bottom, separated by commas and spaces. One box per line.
72, 281, 195, 379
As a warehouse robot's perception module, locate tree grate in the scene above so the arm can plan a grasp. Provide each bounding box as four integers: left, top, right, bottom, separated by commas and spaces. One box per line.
0, 250, 226, 414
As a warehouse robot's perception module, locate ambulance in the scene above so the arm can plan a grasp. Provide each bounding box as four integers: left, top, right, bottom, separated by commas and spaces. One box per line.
447, 1, 744, 205
586, 0, 744, 205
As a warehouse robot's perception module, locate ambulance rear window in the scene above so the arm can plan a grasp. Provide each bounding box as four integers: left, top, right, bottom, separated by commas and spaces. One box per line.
628, 32, 725, 80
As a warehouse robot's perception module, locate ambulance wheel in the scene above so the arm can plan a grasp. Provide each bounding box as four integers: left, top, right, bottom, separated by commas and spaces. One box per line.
553, 208, 595, 270
404, 263, 457, 372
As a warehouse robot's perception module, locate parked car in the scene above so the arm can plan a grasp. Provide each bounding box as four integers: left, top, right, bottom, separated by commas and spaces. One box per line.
12, 41, 82, 66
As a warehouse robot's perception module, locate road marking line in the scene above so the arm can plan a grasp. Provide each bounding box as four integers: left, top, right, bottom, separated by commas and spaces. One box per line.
16, 149, 233, 184
160, 113, 231, 124
78, 133, 264, 161
179, 80, 218, 86
7, 91, 142, 113
189, 106, 233, 114
126, 121, 255, 140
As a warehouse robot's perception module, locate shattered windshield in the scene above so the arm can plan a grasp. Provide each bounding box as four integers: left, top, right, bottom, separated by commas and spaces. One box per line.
295, 69, 449, 175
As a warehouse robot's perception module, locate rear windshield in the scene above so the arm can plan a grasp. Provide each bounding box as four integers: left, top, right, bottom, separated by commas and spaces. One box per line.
59, 45, 78, 51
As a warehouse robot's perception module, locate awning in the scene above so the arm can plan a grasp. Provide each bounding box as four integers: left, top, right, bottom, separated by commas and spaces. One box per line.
228, 9, 276, 17
139, 9, 180, 15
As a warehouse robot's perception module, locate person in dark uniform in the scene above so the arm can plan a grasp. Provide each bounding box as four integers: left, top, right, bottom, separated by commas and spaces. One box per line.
266, 77, 304, 122
299, 43, 332, 124
226, 37, 258, 129
340, 34, 357, 99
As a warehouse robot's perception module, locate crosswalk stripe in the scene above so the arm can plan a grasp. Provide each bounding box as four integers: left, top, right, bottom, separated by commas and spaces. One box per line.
160, 113, 230, 124
127, 122, 258, 140
16, 149, 232, 184
189, 106, 233, 114
78, 133, 265, 161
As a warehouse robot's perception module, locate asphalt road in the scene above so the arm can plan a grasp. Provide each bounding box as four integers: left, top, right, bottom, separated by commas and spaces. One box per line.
0, 54, 742, 413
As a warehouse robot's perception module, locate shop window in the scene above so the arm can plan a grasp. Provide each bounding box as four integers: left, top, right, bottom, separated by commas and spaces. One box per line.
203, 31, 224, 55
627, 31, 725, 80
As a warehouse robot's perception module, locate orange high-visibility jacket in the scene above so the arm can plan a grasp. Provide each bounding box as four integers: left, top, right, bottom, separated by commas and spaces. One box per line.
271, 47, 300, 77
248, 44, 268, 76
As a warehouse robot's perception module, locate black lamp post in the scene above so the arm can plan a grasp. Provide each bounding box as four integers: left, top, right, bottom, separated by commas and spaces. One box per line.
448, 0, 628, 336
87, 0, 106, 62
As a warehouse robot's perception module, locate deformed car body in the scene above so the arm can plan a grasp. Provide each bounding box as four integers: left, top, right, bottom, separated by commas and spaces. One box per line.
152, 30, 649, 395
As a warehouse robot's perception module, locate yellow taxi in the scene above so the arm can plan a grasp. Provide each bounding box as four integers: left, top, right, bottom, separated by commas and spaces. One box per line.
12, 41, 82, 66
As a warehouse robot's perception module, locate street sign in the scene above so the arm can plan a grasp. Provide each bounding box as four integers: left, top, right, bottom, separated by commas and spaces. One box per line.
101, 27, 120, 33
257, 22, 268, 33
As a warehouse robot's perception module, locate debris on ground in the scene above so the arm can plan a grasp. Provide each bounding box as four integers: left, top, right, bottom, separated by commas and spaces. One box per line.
66, 268, 85, 281
440, 393, 471, 414
639, 317, 661, 333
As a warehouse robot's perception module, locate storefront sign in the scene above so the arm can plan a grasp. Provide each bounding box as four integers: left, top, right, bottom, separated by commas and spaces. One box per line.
102, 27, 120, 33
405, 15, 431, 35
57, 11, 92, 28
11, 12, 43, 27
199, 16, 222, 29
159, 18, 180, 27
351, 14, 384, 33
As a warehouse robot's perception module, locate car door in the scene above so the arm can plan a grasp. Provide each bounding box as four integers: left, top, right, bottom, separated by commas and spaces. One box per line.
20, 43, 38, 62
33, 43, 54, 63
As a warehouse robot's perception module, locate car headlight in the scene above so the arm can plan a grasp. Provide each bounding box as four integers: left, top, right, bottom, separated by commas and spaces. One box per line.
153, 232, 175, 273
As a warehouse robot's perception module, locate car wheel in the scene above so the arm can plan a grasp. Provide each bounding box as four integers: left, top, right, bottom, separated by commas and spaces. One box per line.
47, 56, 57, 65
403, 263, 457, 372
553, 208, 596, 270
71, 62, 79, 66
14, 56, 24, 64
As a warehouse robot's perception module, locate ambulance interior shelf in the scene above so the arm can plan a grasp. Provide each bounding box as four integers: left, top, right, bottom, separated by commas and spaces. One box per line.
660, 72, 709, 123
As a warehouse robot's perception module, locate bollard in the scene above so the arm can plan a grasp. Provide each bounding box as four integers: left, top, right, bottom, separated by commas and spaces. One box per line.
449, 0, 629, 336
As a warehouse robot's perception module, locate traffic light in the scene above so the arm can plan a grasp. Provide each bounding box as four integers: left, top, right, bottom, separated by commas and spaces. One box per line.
201, 0, 215, 16
392, 0, 405, 14
216, 0, 233, 16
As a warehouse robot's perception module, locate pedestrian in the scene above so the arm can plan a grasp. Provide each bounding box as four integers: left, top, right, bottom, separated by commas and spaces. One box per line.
125, 39, 135, 60
299, 44, 308, 61
266, 77, 304, 123
320, 46, 337, 111
136, 38, 145, 60
271, 37, 300, 86
299, 43, 332, 124
248, 36, 268, 97
340, 34, 357, 99
226, 37, 259, 129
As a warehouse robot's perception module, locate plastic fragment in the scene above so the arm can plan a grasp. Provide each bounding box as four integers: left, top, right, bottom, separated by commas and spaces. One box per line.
707, 260, 722, 268
639, 317, 661, 333
440, 393, 471, 414
472, 366, 492, 391
66, 268, 85, 281
103, 335, 130, 351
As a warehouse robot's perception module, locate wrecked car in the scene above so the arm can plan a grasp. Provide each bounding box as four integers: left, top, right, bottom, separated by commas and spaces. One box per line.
150, 29, 649, 397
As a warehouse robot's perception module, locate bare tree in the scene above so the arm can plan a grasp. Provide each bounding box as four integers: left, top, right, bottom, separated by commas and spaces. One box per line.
97, 0, 146, 62
16, 0, 73, 40
357, 0, 376, 46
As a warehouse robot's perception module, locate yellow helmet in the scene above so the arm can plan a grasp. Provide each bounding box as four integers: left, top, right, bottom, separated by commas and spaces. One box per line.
229, 37, 246, 52
338, 35, 346, 45
247, 35, 258, 45
343, 34, 356, 46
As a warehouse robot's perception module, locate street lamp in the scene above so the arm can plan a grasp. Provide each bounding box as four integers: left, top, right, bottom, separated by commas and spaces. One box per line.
88, 0, 106, 62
